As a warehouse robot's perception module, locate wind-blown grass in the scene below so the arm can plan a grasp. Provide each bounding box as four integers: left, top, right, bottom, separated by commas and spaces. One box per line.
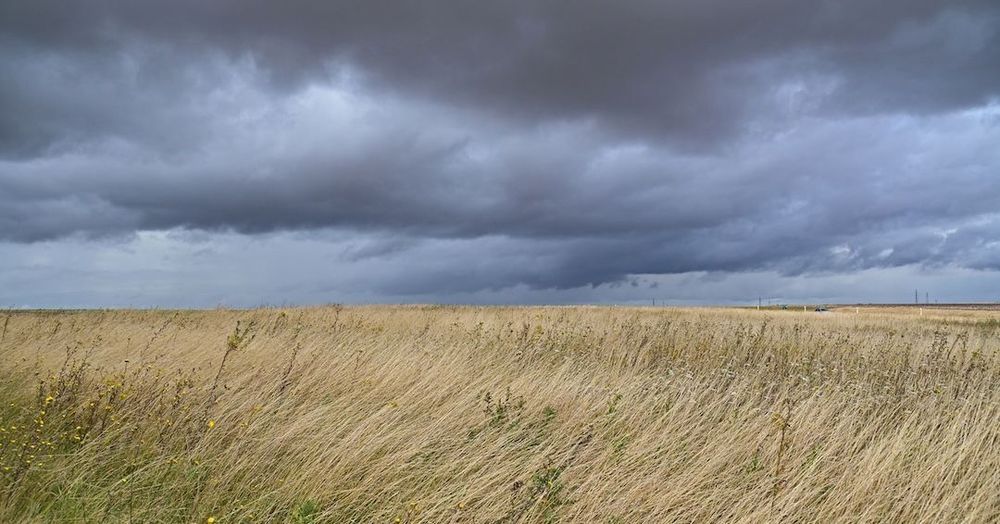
0, 306, 997, 522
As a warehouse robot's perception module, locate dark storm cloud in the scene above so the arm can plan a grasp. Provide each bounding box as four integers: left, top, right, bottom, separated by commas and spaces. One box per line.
1, 0, 999, 295
4, 1, 1000, 149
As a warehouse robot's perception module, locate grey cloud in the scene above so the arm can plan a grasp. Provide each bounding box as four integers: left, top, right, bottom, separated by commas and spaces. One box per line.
3, 1, 999, 149
3, 91, 1000, 290
1, 1, 999, 299
3, 231, 1000, 307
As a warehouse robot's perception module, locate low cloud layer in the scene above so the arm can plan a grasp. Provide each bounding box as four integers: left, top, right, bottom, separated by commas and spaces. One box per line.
1, 1, 999, 304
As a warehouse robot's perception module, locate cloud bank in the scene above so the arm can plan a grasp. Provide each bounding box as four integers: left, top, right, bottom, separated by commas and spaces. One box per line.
1, 1, 999, 305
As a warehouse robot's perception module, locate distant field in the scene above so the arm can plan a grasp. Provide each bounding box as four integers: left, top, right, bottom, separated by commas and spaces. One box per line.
842, 303, 1000, 311
749, 303, 1000, 312
1, 306, 998, 522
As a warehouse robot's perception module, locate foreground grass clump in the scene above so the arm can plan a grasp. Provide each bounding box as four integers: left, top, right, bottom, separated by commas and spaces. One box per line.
0, 306, 998, 522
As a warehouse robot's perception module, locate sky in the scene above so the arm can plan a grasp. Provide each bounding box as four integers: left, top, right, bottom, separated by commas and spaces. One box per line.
2, 1, 1000, 308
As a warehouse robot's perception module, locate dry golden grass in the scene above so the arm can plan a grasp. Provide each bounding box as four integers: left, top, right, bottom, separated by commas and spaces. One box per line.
0, 306, 998, 523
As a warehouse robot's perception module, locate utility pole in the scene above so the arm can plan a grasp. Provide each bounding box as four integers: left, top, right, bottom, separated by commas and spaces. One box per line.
758, 297, 761, 310
925, 292, 929, 305
915, 289, 918, 305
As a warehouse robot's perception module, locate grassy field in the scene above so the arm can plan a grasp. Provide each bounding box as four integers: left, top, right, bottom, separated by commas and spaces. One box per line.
0, 306, 997, 523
